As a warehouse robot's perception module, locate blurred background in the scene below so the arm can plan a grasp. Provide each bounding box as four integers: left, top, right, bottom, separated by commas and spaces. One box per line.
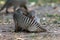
0, 0, 60, 33
0, 0, 60, 25
0, 0, 60, 40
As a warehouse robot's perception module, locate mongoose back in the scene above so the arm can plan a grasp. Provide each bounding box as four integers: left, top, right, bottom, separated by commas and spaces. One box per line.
0, 0, 28, 13
13, 9, 47, 33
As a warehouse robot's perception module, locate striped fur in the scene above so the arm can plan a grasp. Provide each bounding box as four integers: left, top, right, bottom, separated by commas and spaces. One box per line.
13, 9, 47, 32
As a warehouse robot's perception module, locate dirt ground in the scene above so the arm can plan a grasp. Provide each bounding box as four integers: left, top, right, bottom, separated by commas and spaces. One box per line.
0, 5, 60, 40
0, 23, 59, 40
0, 32, 60, 40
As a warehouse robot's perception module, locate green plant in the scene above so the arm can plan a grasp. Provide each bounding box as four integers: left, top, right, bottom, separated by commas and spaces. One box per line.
46, 14, 54, 17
